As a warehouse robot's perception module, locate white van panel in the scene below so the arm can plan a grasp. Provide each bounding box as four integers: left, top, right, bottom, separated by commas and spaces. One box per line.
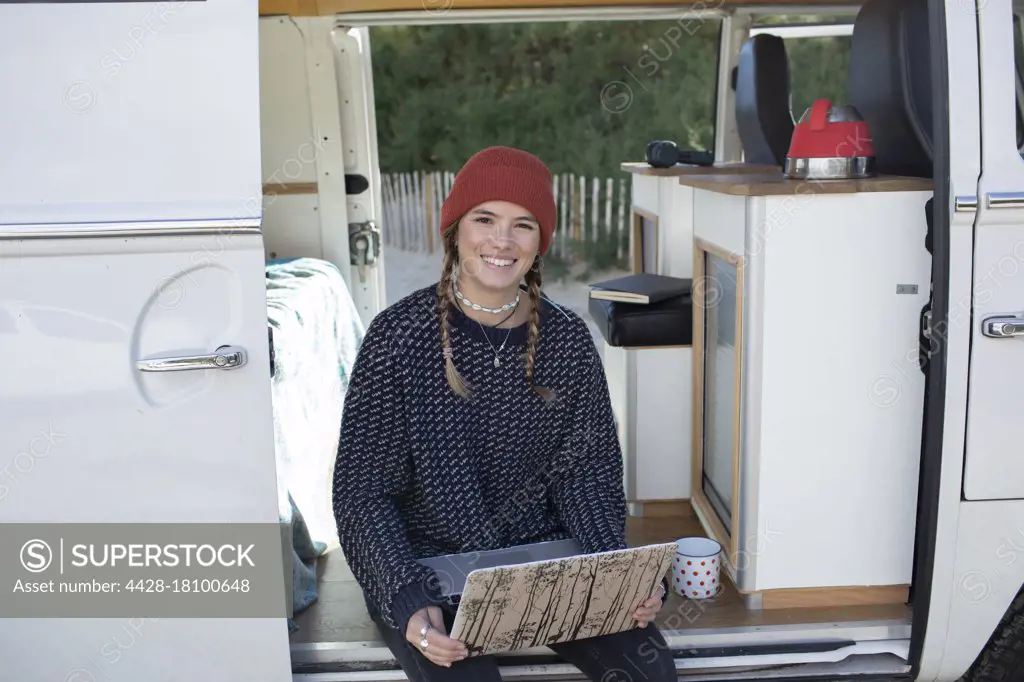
935, 500, 1024, 680
0, 234, 280, 521
963, 0, 1024, 500
259, 17, 318, 187
2, 618, 290, 682
0, 0, 262, 225
0, 233, 291, 681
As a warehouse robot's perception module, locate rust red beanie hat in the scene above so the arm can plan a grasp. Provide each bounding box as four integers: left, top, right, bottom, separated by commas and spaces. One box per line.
440, 146, 557, 256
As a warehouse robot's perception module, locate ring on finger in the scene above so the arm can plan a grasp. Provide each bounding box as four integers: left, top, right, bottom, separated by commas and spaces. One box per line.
418, 624, 432, 651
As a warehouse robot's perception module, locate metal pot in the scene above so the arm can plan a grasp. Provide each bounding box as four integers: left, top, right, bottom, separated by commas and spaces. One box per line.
783, 99, 877, 180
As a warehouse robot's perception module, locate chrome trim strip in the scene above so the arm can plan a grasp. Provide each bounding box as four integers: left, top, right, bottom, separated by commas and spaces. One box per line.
0, 218, 261, 240
954, 195, 978, 212
985, 192, 1024, 209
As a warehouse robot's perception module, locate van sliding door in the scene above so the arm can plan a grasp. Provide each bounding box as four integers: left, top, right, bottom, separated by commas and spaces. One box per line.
962, 0, 1024, 502
0, 1, 291, 680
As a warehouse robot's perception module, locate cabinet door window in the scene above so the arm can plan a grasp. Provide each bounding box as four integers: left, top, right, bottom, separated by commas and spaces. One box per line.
701, 252, 740, 526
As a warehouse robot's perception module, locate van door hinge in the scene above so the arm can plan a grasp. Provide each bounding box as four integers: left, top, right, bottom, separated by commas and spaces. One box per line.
268, 326, 276, 377
919, 199, 935, 375
349, 220, 381, 283
919, 304, 933, 374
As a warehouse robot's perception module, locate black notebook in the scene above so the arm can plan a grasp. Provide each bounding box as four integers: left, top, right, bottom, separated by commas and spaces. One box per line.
589, 273, 691, 305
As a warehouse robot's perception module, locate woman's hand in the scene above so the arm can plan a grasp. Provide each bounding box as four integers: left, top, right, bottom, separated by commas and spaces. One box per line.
633, 582, 667, 628
405, 605, 469, 667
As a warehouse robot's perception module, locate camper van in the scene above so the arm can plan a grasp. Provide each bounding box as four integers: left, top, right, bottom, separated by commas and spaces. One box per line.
2, 0, 1023, 680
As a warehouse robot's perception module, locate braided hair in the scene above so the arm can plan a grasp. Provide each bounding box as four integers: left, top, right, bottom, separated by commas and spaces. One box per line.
437, 223, 555, 402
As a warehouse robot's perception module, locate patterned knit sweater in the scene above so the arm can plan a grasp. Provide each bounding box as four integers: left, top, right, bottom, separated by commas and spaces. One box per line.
331, 283, 629, 633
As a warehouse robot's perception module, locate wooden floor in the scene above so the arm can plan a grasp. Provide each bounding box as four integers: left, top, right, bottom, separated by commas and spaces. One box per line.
290, 504, 910, 644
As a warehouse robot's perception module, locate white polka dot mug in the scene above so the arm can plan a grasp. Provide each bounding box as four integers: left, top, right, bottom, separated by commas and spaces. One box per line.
672, 537, 722, 599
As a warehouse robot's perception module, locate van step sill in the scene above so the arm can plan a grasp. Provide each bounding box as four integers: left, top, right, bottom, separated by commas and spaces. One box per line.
290, 617, 912, 669
293, 640, 853, 675
292, 651, 911, 681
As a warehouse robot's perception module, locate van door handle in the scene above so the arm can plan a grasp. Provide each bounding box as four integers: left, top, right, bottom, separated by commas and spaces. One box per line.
136, 345, 248, 372
981, 316, 1024, 338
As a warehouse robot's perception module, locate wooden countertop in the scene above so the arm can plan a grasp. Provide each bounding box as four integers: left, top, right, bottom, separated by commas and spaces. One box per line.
676, 172, 934, 196
620, 161, 780, 177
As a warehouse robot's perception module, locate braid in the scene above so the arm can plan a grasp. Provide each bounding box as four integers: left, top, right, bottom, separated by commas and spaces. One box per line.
438, 225, 472, 398
524, 259, 555, 402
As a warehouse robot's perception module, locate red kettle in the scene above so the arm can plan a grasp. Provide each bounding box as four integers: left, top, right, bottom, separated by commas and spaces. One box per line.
783, 98, 876, 180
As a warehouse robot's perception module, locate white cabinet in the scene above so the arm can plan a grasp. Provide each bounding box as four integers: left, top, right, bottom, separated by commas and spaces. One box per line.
685, 171, 933, 605
603, 163, 777, 513
621, 162, 779, 281
604, 343, 692, 509
605, 163, 780, 514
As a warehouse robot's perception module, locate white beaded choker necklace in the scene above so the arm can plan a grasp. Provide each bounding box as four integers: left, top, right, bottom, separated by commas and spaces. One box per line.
453, 282, 520, 314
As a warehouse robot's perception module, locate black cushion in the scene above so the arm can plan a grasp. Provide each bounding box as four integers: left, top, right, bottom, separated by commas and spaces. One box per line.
588, 290, 693, 348
734, 34, 794, 167
847, 0, 933, 178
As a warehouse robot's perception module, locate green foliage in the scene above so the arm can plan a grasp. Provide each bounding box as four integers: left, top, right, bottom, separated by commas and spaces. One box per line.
786, 35, 852, 117
369, 19, 722, 178
368, 19, 852, 276
754, 13, 857, 25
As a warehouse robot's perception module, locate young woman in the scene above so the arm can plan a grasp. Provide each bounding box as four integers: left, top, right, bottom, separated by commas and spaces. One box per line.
332, 146, 675, 682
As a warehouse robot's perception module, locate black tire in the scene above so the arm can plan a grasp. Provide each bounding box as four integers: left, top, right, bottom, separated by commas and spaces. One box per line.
959, 586, 1024, 682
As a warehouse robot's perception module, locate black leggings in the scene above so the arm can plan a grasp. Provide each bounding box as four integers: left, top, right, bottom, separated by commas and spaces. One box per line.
369, 605, 677, 682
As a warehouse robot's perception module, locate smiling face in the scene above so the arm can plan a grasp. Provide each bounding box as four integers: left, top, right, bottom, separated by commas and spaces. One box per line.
455, 200, 541, 298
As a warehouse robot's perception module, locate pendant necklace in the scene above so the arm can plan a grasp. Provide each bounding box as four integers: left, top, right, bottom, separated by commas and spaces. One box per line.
458, 299, 518, 368
480, 322, 515, 368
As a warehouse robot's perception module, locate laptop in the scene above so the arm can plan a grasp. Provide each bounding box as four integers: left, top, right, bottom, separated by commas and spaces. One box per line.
420, 541, 676, 656
417, 538, 584, 597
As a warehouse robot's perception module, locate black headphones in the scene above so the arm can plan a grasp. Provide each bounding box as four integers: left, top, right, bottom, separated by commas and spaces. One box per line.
645, 140, 715, 169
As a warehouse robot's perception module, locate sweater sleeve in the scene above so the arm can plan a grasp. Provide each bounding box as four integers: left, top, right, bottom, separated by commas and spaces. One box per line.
332, 315, 446, 633
548, 337, 628, 555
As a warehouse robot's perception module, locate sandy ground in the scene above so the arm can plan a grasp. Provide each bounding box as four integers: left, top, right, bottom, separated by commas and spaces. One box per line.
382, 247, 628, 357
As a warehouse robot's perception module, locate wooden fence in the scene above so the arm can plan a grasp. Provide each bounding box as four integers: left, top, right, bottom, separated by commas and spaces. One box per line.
380, 171, 631, 266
